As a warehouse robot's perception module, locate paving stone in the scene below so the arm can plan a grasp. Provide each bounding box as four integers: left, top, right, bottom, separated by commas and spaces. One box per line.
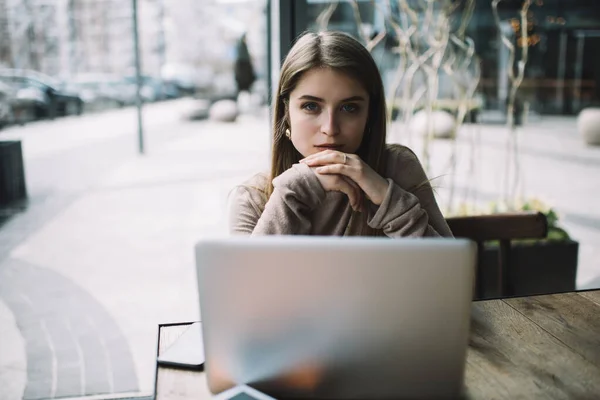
0, 258, 137, 398
0, 299, 26, 400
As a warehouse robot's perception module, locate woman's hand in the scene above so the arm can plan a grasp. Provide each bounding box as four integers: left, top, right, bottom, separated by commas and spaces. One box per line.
300, 150, 389, 206
308, 166, 364, 211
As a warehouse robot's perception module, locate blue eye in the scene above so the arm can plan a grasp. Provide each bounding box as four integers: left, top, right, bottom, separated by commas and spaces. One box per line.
342, 104, 359, 113
301, 102, 319, 112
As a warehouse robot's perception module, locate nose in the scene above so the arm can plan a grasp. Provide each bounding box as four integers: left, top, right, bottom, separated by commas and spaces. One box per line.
320, 108, 340, 136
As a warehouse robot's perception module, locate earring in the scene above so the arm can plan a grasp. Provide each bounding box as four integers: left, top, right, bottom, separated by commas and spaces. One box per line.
285, 128, 291, 139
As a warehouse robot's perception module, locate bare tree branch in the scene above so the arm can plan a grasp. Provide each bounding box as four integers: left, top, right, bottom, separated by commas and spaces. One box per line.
492, 0, 532, 209
318, 0, 483, 213
458, 0, 476, 38
316, 1, 339, 32
350, 0, 387, 52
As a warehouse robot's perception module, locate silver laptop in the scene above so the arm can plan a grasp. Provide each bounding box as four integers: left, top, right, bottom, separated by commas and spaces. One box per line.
195, 236, 475, 399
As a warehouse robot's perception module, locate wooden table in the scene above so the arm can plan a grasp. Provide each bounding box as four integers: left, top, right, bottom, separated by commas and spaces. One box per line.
155, 290, 600, 399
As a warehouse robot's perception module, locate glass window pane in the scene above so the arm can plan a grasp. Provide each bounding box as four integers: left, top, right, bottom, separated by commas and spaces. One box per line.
0, 0, 269, 398
294, 0, 600, 292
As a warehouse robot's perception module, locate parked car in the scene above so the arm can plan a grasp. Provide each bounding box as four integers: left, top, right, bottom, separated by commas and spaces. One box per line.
0, 69, 83, 120
161, 63, 212, 96
0, 81, 13, 128
70, 73, 145, 111
123, 75, 181, 101
0, 80, 43, 127
64, 80, 124, 113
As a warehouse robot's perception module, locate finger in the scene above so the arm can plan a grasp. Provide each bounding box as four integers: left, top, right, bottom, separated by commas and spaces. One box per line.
305, 152, 346, 166
300, 152, 333, 165
299, 149, 333, 162
301, 151, 348, 166
316, 164, 360, 207
342, 176, 363, 211
314, 163, 355, 180
317, 165, 365, 209
336, 178, 361, 211
333, 175, 361, 211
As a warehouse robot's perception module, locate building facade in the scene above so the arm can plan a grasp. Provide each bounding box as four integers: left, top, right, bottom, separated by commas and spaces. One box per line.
0, 0, 267, 92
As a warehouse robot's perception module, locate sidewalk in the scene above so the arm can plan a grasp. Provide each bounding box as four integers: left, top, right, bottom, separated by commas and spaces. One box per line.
0, 99, 270, 399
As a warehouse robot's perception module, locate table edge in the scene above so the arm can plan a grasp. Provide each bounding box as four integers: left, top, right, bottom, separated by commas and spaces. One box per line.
154, 321, 198, 398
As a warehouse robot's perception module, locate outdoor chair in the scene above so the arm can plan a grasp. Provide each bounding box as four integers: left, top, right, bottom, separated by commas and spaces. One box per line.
446, 211, 548, 300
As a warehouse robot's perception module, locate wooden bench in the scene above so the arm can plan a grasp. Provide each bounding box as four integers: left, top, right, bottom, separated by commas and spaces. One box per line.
446, 211, 548, 299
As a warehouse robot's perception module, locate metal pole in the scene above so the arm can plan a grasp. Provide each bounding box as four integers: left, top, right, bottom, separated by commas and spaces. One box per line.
132, 0, 144, 154
266, 0, 272, 108
497, 21, 512, 112
157, 0, 166, 75
556, 31, 567, 113
574, 32, 585, 113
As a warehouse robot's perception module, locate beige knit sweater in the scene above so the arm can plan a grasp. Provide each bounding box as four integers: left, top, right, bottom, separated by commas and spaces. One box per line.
228, 144, 453, 237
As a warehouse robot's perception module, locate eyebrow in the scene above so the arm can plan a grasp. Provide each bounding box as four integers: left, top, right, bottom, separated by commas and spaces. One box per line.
297, 95, 366, 102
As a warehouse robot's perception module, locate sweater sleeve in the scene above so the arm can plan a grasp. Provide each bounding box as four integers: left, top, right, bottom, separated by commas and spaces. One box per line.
228, 163, 326, 235
366, 146, 453, 238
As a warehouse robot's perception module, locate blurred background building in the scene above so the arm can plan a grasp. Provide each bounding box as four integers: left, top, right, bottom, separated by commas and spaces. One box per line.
301, 0, 600, 116
0, 0, 268, 101
0, 0, 598, 119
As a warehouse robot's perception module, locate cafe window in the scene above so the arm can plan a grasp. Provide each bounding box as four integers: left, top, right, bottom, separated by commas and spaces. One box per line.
273, 0, 600, 293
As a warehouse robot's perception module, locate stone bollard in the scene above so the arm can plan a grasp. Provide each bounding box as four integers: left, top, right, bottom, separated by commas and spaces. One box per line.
209, 100, 238, 123
0, 141, 28, 205
578, 108, 600, 146
409, 110, 456, 139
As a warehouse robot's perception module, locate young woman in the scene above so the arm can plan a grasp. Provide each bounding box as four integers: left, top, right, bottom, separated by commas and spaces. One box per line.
229, 31, 452, 238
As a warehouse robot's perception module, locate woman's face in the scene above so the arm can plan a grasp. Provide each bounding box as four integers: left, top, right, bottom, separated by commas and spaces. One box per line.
287, 68, 369, 158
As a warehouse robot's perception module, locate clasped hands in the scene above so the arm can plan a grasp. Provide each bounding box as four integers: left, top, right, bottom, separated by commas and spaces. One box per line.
299, 150, 389, 212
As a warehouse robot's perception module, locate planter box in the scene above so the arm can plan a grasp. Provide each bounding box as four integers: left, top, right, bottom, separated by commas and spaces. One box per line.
479, 240, 579, 299
0, 141, 27, 205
